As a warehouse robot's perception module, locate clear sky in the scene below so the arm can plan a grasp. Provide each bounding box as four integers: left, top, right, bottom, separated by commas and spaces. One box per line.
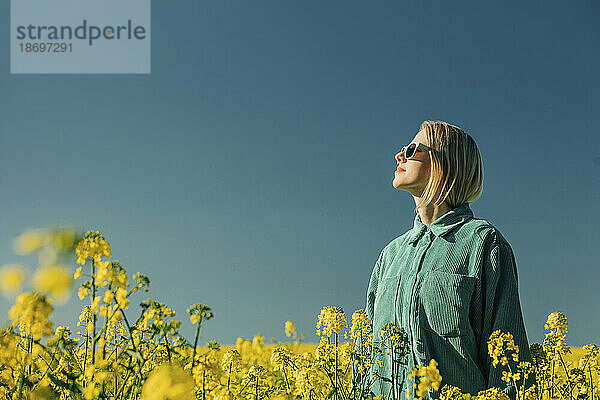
1, 0, 598, 347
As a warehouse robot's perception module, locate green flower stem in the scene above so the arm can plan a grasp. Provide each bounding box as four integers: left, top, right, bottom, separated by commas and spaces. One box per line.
391, 345, 396, 400
358, 330, 368, 400
551, 357, 555, 398
101, 284, 112, 360
255, 375, 259, 400
335, 332, 339, 400
91, 259, 97, 366
119, 308, 145, 385
203, 360, 206, 400
115, 357, 133, 399
227, 362, 232, 397
191, 315, 203, 370
588, 367, 594, 400
282, 366, 290, 393
506, 361, 518, 400
162, 329, 172, 363
16, 335, 30, 399
83, 326, 89, 375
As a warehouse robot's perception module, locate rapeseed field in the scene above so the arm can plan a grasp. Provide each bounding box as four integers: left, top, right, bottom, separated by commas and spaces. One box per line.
0, 227, 597, 400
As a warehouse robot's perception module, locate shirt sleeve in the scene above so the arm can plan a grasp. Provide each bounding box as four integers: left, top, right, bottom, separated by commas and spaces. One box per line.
479, 231, 536, 399
365, 249, 385, 324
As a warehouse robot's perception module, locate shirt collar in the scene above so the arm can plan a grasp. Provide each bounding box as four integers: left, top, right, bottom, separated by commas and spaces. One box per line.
407, 203, 474, 244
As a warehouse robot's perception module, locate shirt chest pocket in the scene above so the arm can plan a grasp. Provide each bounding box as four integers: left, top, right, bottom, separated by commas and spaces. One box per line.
418, 271, 476, 338
373, 276, 401, 339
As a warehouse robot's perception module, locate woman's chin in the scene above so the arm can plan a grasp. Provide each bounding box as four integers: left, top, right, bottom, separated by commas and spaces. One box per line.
392, 178, 412, 191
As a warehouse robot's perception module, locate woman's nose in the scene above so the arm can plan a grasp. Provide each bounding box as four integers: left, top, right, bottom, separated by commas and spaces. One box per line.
395, 151, 405, 163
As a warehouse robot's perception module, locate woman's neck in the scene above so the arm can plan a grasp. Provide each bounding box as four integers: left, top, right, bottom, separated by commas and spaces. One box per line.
415, 201, 451, 226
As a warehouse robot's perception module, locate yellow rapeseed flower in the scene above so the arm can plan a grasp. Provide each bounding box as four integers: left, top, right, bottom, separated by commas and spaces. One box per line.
438, 384, 470, 400
407, 359, 442, 400
100, 305, 109, 317
488, 330, 520, 368
285, 320, 296, 338
545, 311, 568, 334
244, 364, 267, 380
339, 340, 355, 365
8, 292, 53, 340
82, 383, 100, 400
115, 287, 129, 309
75, 231, 111, 265
475, 387, 510, 400
112, 268, 128, 289
91, 296, 101, 314
381, 322, 408, 351
221, 349, 242, 373
293, 367, 320, 398
187, 304, 213, 325
543, 312, 570, 355
235, 337, 245, 348
315, 306, 348, 337
103, 290, 114, 304
95, 261, 113, 287
0, 264, 27, 296
350, 309, 372, 342
0, 329, 18, 368
13, 229, 46, 255
315, 336, 335, 362
32, 264, 72, 303
253, 333, 265, 348
271, 346, 292, 371
140, 364, 195, 400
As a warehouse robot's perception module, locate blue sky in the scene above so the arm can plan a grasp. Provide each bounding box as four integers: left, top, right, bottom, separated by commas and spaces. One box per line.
1, 0, 598, 347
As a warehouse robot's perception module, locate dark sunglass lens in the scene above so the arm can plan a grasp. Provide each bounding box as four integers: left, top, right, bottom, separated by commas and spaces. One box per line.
406, 143, 416, 158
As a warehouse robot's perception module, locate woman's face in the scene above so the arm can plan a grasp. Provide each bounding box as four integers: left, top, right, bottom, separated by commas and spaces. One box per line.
392, 129, 431, 196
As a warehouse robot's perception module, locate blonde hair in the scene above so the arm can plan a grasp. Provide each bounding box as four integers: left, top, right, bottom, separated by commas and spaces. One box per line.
412, 120, 484, 214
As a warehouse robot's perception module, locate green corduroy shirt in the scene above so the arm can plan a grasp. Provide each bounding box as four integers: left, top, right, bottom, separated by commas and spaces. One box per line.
363, 203, 535, 400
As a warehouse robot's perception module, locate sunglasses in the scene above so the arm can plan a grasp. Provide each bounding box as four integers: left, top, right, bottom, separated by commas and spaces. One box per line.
399, 142, 432, 159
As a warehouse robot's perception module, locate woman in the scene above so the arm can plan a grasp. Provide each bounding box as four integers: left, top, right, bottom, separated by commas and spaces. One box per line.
364, 121, 535, 400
